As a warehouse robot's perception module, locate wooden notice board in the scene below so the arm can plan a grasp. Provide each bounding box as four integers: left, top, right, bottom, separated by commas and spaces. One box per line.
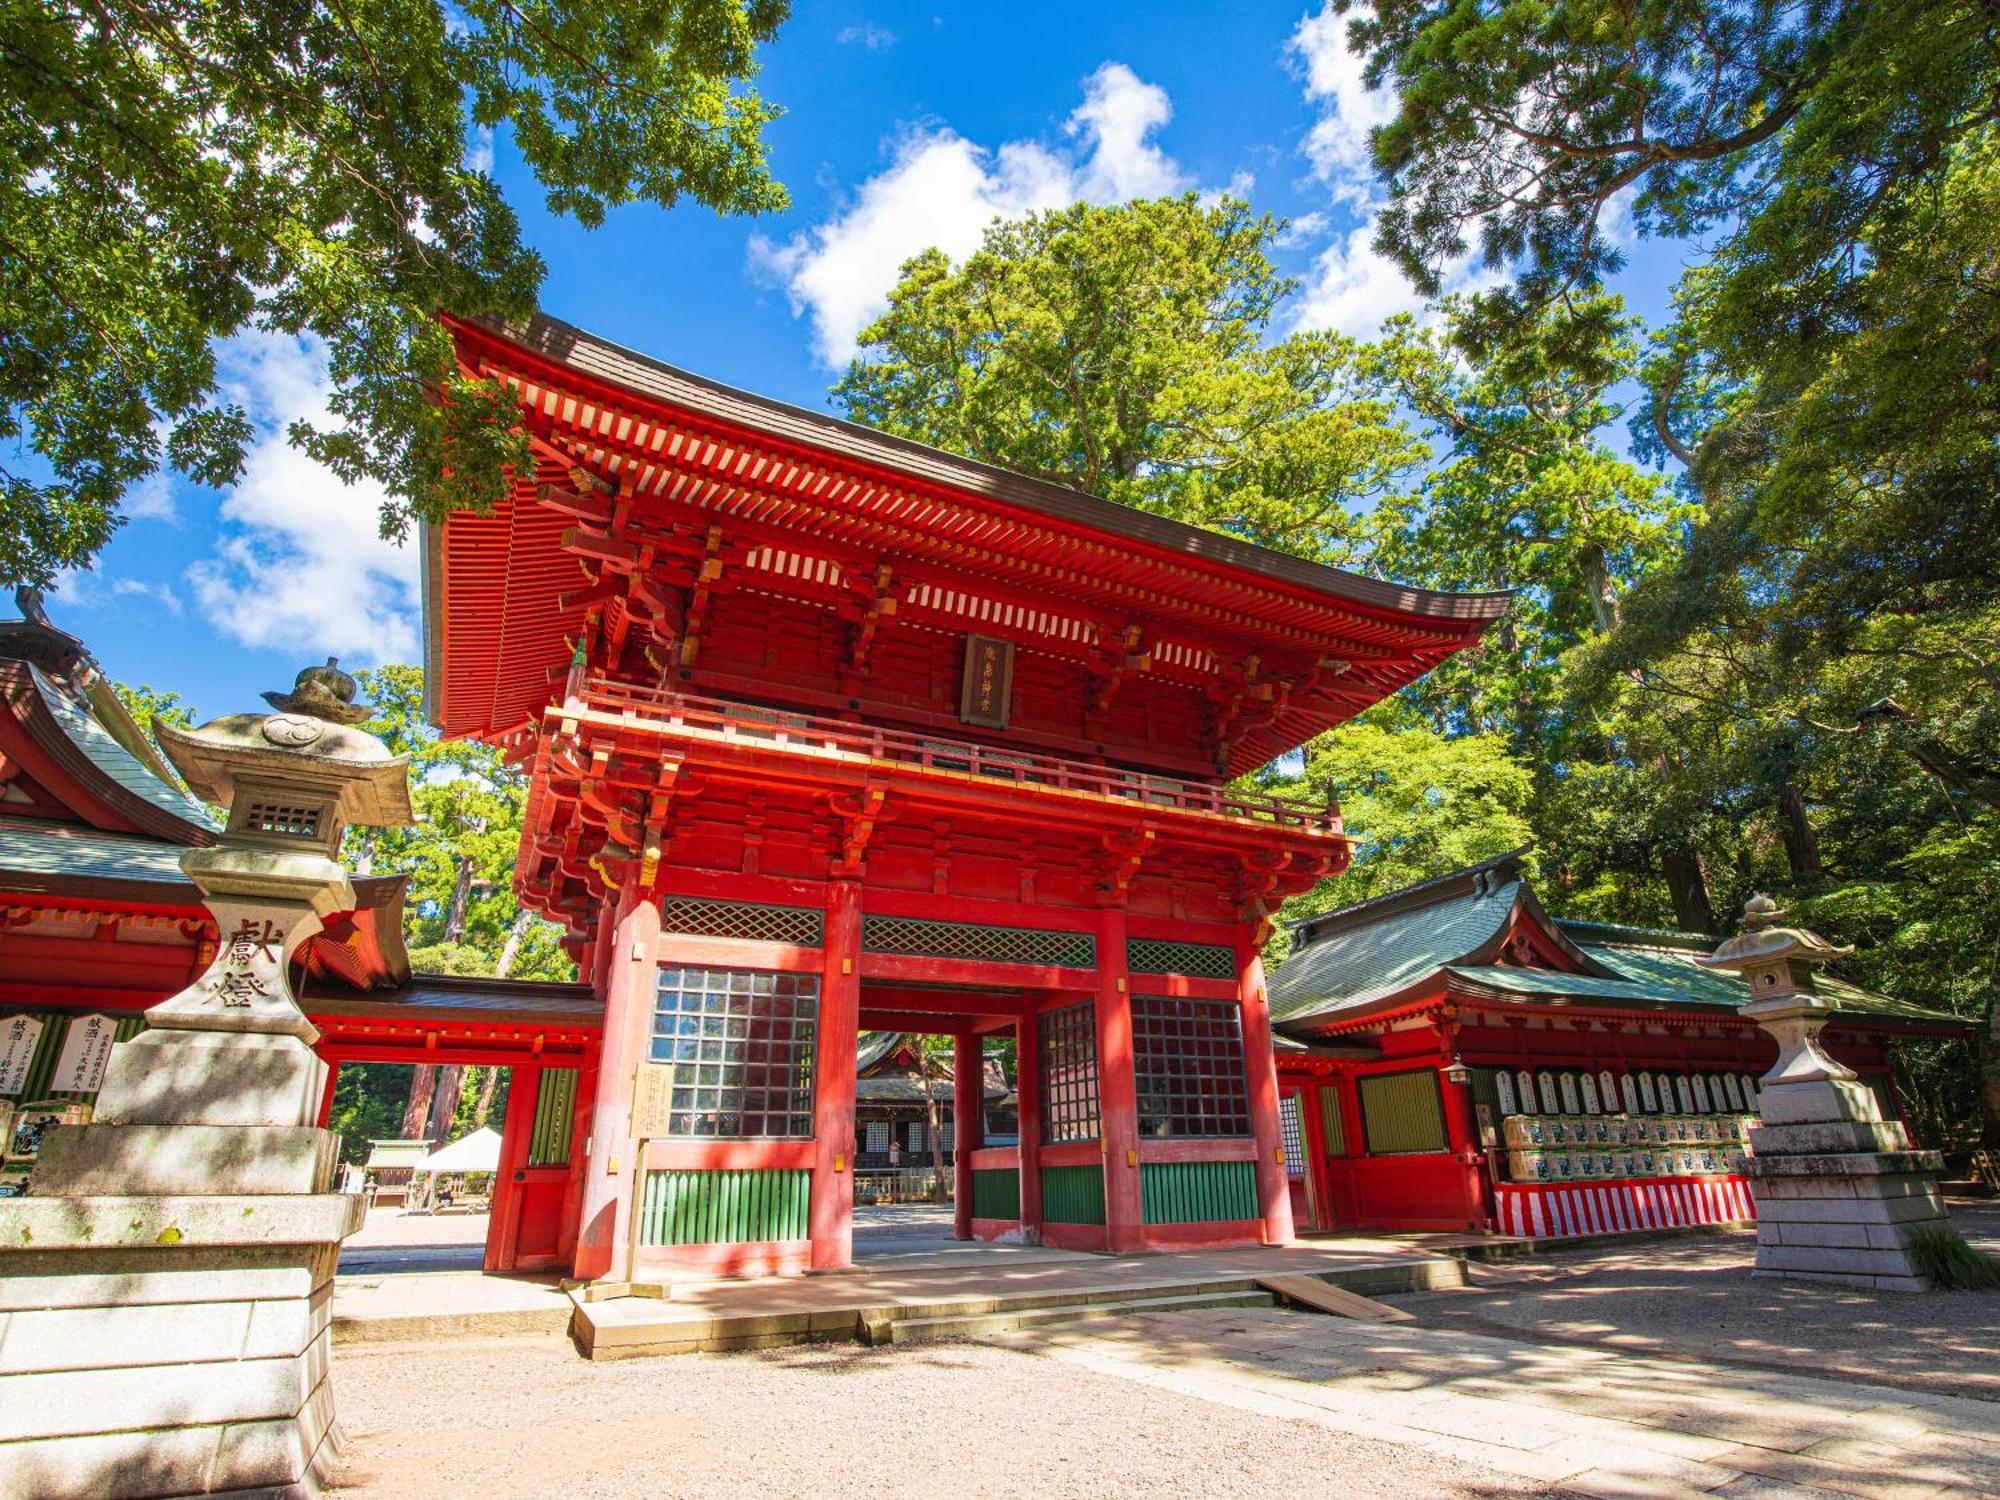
630, 1062, 677, 1140
959, 634, 1014, 729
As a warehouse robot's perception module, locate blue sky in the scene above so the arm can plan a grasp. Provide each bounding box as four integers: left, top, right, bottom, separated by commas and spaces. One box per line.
49, 0, 1691, 721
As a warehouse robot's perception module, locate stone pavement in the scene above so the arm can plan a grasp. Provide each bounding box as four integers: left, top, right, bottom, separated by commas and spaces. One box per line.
998, 1305, 2000, 1498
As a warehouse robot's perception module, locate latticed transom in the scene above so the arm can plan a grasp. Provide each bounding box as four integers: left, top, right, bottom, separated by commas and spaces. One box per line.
663, 897, 824, 947
863, 914, 1095, 968
1132, 996, 1250, 1138
1038, 1001, 1100, 1143
237, 800, 322, 839
1125, 937, 1236, 979
649, 967, 819, 1139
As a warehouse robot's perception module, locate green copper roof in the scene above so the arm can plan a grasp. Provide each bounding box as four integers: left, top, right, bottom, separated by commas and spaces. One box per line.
29, 664, 220, 833
1269, 850, 1963, 1031
0, 816, 194, 889
1269, 874, 1519, 1024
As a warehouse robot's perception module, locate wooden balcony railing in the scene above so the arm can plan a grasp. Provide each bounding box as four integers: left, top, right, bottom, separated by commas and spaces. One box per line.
576, 677, 1341, 834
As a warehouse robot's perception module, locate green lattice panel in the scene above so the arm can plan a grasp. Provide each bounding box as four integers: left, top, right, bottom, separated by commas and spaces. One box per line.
638, 1168, 811, 1245
1140, 1160, 1258, 1224
970, 1168, 1021, 1221
1039, 1164, 1107, 1225
862, 914, 1095, 968
1125, 938, 1235, 979
663, 897, 823, 947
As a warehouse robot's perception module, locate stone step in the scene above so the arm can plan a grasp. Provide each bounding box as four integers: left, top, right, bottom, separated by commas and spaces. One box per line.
888, 1288, 1276, 1344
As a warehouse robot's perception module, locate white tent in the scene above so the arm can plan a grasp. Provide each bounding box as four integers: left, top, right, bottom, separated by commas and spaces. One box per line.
411, 1126, 502, 1177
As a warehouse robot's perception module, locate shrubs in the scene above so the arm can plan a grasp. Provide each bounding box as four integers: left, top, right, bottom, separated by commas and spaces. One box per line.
1906, 1223, 2000, 1290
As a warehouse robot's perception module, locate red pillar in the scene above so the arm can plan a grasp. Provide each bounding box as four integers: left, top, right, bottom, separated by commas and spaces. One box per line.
575, 885, 661, 1282
810, 880, 861, 1271
952, 1032, 981, 1239
1015, 1009, 1043, 1240
1435, 1028, 1489, 1232
1237, 938, 1296, 1247
1094, 907, 1144, 1253
314, 1056, 339, 1129
1296, 1078, 1330, 1234
488, 1061, 541, 1272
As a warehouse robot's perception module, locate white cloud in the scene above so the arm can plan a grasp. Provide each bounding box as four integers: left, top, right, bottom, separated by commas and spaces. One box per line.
836, 22, 896, 49
186, 331, 419, 662
1067, 63, 1191, 202
1289, 3, 1397, 206
1285, 4, 1500, 339
123, 469, 179, 523
465, 126, 495, 177
751, 62, 1198, 366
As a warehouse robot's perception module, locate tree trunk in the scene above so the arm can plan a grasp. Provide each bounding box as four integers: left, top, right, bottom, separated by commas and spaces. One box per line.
443, 855, 474, 944
495, 908, 533, 978
919, 1068, 947, 1203
1660, 846, 1719, 934
401, 1065, 438, 1140
1983, 932, 2000, 1147
1579, 542, 1620, 634
429, 1065, 466, 1144
1776, 785, 1822, 877
474, 1065, 501, 1130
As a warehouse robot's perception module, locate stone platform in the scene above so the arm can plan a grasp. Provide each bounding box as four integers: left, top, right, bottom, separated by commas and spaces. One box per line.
566, 1237, 1463, 1359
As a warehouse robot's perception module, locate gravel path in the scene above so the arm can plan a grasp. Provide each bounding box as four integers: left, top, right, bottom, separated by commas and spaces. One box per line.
1384, 1199, 2000, 1401
327, 1332, 1531, 1499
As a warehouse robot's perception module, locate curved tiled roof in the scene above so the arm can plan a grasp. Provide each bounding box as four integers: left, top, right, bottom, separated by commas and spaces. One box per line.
1269, 850, 1966, 1033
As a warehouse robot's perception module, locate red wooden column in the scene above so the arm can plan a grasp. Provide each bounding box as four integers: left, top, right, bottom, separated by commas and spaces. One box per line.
1296, 1078, 1331, 1234
557, 1040, 599, 1274
1236, 937, 1296, 1246
1015, 1007, 1043, 1240
1435, 1027, 1489, 1232
952, 1031, 981, 1239
1094, 907, 1144, 1253
487, 1060, 541, 1272
810, 880, 862, 1271
575, 884, 661, 1282
314, 1057, 339, 1129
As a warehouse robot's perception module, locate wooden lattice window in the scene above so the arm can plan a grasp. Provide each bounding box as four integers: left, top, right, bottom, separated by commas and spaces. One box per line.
1279, 1095, 1305, 1171
1125, 938, 1235, 979
649, 968, 818, 1139
1131, 996, 1250, 1138
1318, 1086, 1348, 1157
1038, 1002, 1100, 1143
864, 914, 1095, 968
662, 897, 824, 947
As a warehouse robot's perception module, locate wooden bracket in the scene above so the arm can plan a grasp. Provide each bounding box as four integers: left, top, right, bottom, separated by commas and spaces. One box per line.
1099, 824, 1156, 903
829, 784, 888, 877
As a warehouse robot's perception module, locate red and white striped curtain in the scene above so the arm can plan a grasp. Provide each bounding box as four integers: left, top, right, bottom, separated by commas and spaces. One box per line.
1493, 1176, 1756, 1239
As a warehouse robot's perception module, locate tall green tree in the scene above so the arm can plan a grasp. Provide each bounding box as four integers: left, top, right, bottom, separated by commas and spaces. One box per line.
835, 196, 1426, 562
2, 0, 789, 588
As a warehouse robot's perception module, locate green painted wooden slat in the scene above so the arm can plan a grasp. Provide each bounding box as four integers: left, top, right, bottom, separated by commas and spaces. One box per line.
1140, 1160, 1257, 1224
639, 1169, 813, 1245
1040, 1163, 1105, 1225
1318, 1087, 1347, 1157
527, 1068, 577, 1166
970, 1168, 1020, 1220
1358, 1069, 1449, 1155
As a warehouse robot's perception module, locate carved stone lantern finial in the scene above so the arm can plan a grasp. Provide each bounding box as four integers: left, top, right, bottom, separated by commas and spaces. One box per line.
1695, 893, 1854, 1089
128, 664, 414, 1047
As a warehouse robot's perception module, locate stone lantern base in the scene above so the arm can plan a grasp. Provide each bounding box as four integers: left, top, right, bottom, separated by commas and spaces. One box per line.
1746, 1077, 1949, 1293
0, 1052, 363, 1498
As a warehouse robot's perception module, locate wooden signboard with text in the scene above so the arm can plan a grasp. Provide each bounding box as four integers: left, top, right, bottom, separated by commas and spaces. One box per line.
959, 634, 1015, 730
630, 1061, 677, 1141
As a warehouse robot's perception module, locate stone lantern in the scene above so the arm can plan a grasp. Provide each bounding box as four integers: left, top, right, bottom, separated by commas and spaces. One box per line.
0, 661, 414, 1497
1697, 894, 1948, 1290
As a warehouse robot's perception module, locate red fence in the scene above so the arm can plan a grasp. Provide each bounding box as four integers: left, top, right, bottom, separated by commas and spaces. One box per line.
1494, 1176, 1757, 1239
580, 677, 1340, 833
